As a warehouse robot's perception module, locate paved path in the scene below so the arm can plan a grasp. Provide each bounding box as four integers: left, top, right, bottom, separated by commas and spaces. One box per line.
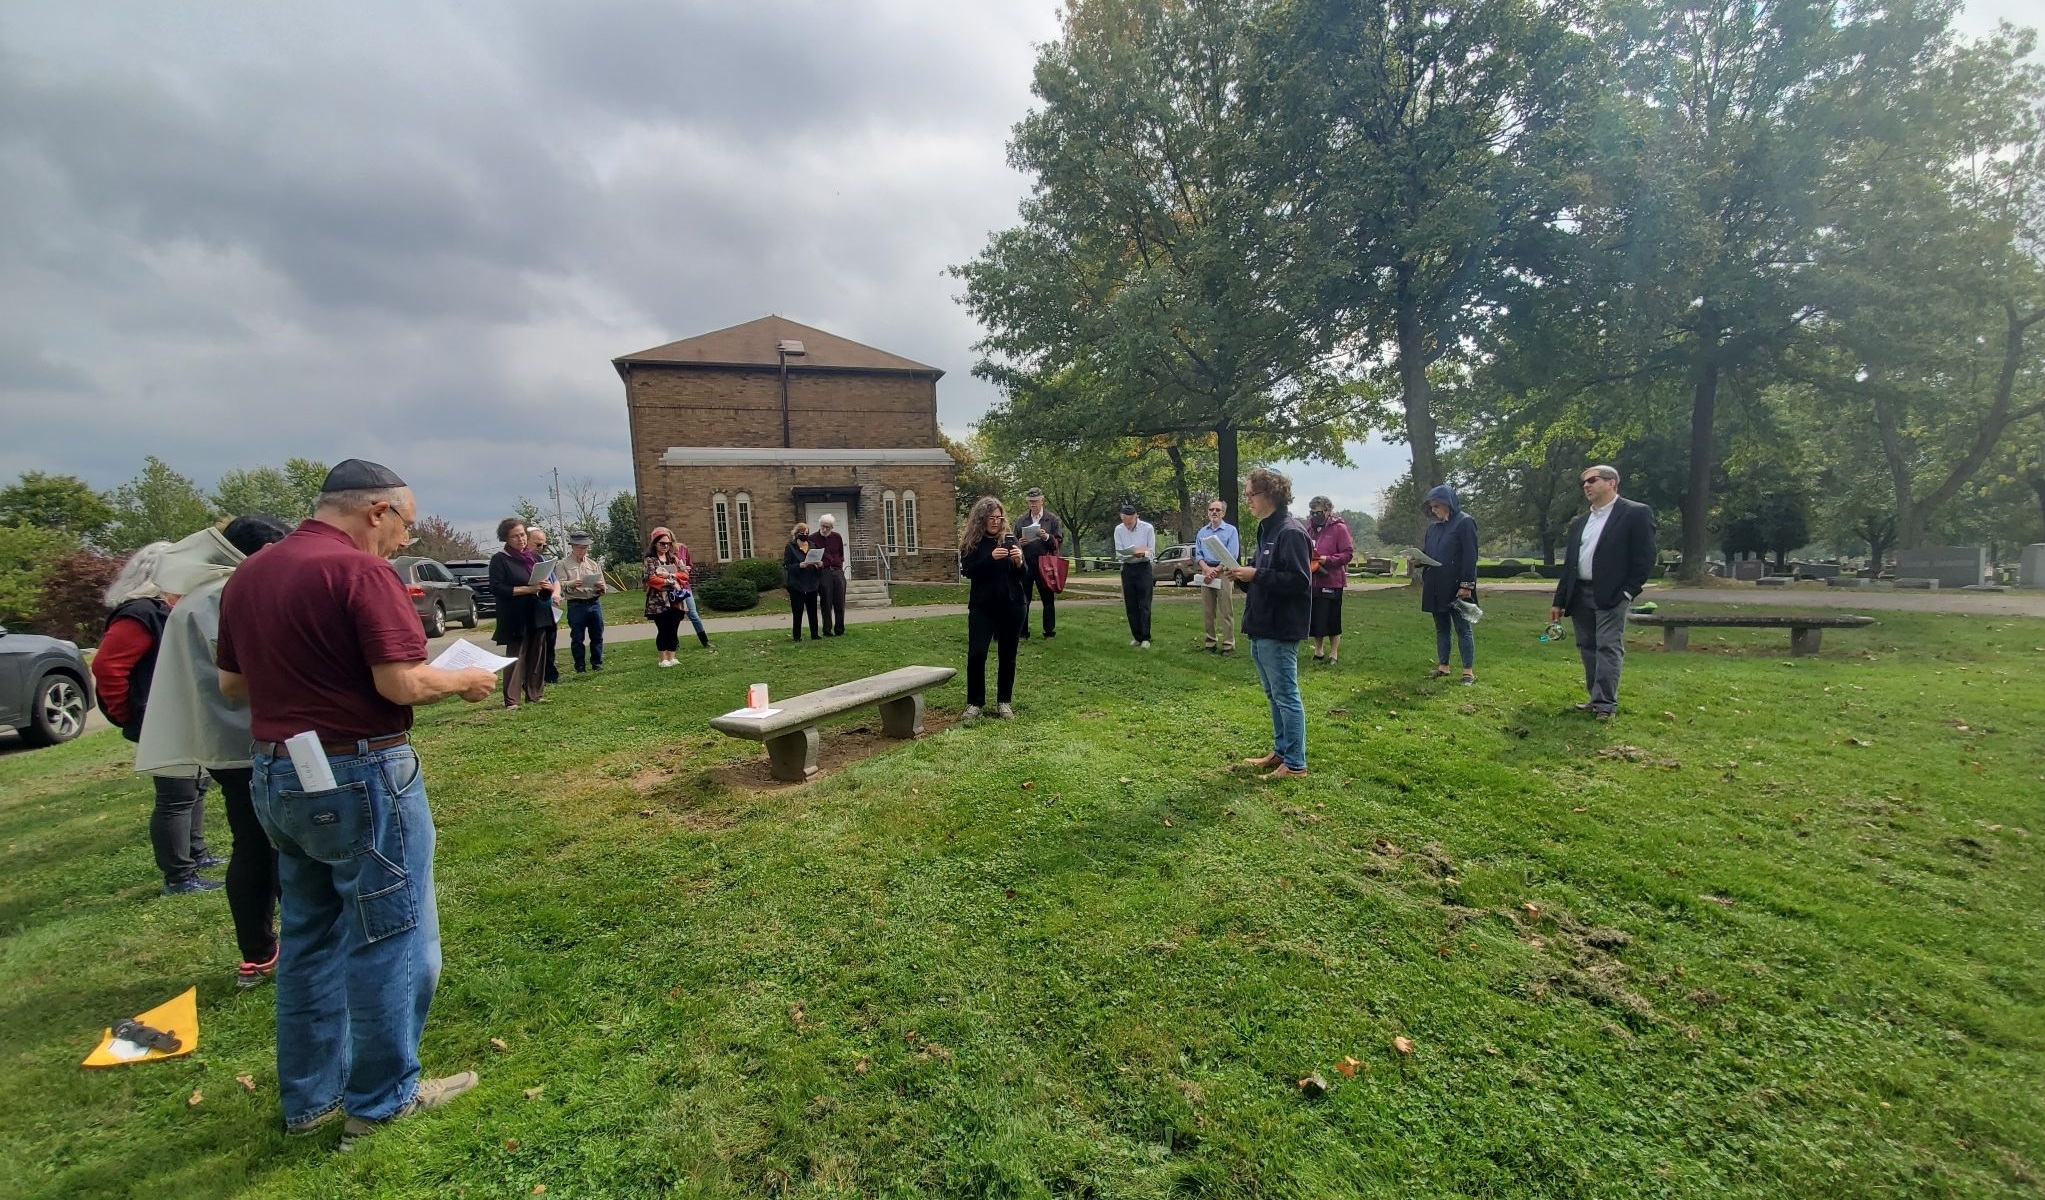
1366, 579, 2045, 618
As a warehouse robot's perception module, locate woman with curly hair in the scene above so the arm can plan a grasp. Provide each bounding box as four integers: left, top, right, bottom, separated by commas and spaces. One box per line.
957, 496, 1029, 719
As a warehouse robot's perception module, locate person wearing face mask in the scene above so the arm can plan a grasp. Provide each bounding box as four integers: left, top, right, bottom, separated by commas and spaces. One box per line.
1304, 497, 1354, 667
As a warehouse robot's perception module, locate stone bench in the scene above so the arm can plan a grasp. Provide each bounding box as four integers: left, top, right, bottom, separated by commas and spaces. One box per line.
1629, 613, 1874, 657
709, 665, 957, 781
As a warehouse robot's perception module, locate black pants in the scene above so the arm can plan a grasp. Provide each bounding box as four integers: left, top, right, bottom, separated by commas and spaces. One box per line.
1121, 561, 1154, 642
652, 609, 683, 652
967, 605, 1021, 705
212, 767, 279, 963
819, 569, 847, 635
538, 620, 560, 683
1022, 557, 1056, 636
568, 599, 604, 670
790, 589, 821, 639
150, 772, 211, 885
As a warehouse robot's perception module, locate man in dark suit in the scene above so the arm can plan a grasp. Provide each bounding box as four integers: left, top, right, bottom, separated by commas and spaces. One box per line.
1016, 486, 1063, 639
1549, 464, 1656, 719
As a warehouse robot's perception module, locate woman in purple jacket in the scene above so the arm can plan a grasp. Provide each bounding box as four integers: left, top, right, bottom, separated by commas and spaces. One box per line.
1305, 497, 1354, 666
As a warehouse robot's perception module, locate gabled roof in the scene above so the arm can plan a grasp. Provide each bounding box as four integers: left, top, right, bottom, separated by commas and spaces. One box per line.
613, 315, 943, 376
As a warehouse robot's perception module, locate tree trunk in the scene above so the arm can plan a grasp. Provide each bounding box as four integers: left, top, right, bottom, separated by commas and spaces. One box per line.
1540, 533, 1556, 566
1217, 420, 1240, 529
1395, 301, 1440, 490
1165, 441, 1193, 544
1678, 358, 1720, 583
2029, 473, 2045, 535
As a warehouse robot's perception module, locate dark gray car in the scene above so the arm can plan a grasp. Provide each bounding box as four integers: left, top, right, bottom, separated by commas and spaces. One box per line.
390, 556, 481, 637
0, 625, 95, 747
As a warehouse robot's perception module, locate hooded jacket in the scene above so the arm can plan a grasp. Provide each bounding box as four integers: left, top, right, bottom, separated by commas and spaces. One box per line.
135, 526, 253, 774
1419, 485, 1479, 614
1307, 512, 1355, 589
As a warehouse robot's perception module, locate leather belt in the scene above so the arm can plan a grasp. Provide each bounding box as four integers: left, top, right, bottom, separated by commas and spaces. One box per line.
258, 732, 410, 758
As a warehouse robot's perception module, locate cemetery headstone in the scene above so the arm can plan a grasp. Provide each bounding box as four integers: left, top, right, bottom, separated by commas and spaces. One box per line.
2022, 544, 2045, 589
1894, 546, 1986, 589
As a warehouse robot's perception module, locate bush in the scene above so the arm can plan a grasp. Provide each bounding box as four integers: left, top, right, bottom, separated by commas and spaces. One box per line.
698, 577, 760, 612
723, 557, 784, 593
33, 550, 124, 645
0, 524, 78, 630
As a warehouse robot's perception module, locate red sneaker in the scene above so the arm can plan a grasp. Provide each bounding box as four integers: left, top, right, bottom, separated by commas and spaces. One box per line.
237, 947, 279, 990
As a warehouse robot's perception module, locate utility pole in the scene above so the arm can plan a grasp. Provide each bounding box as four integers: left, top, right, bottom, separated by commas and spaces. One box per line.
550, 467, 567, 539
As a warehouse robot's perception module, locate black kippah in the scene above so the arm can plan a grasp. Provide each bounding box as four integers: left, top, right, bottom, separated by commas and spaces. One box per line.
320, 458, 407, 491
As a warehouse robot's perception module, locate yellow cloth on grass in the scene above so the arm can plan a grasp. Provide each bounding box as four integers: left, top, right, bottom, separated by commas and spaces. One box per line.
81, 986, 199, 1068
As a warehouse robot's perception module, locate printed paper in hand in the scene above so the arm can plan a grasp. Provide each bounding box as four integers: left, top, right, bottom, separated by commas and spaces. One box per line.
528, 558, 558, 585
804, 547, 824, 565
1201, 533, 1238, 569
431, 638, 518, 673
283, 731, 338, 791
1408, 547, 1442, 568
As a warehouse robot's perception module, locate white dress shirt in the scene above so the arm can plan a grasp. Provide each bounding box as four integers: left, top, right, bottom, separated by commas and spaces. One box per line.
1113, 519, 1156, 560
1577, 500, 1615, 580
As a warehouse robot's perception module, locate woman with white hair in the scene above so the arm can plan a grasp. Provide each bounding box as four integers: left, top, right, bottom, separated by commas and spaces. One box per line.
90, 540, 222, 894
813, 513, 848, 636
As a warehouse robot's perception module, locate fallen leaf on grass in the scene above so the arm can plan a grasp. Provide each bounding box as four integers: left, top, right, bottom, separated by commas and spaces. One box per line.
1845, 737, 1873, 747
1572, 807, 1587, 813
533, 1186, 547, 1195
1118, 776, 1133, 784
491, 1037, 510, 1053
854, 1057, 870, 1074
790, 1005, 805, 1026
1021, 780, 1033, 790
1522, 902, 1540, 916
235, 1075, 257, 1092
1699, 894, 1737, 907
1393, 1036, 1415, 1056
506, 1138, 520, 1151
1297, 1072, 1330, 1097
523, 1086, 544, 1100
1336, 1056, 1362, 1077
1162, 818, 1173, 827
188, 1090, 203, 1107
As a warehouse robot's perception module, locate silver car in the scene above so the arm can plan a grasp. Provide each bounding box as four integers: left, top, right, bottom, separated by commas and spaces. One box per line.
0, 625, 95, 747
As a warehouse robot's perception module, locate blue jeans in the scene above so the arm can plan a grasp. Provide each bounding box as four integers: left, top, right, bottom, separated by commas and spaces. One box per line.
1248, 637, 1307, 770
252, 742, 441, 1126
1433, 610, 1475, 668
568, 598, 604, 670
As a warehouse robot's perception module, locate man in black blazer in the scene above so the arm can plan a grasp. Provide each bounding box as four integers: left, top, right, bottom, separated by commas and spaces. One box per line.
1549, 464, 1656, 718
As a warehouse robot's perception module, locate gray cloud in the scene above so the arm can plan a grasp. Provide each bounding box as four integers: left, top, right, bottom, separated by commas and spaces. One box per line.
0, 0, 1063, 535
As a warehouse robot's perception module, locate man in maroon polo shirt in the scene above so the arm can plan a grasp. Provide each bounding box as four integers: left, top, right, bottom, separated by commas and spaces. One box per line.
217, 458, 496, 1149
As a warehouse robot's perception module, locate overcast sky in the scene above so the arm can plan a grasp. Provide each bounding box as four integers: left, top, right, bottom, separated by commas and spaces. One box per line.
1, 0, 2036, 536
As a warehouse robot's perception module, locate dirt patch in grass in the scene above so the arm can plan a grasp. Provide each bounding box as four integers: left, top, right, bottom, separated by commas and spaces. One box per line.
701, 715, 962, 795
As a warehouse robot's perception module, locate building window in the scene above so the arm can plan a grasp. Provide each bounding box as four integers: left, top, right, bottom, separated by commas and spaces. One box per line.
902, 491, 918, 553
712, 493, 732, 562
735, 492, 755, 559
882, 492, 899, 554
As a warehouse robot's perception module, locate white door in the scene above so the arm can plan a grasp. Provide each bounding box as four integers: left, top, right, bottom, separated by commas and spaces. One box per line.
803, 503, 852, 579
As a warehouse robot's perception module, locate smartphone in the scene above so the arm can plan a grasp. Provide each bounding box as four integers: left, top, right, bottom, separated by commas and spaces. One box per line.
1002, 533, 1018, 548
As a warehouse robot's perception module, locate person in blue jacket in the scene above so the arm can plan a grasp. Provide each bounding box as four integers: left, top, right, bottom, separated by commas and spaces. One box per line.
1229, 468, 1314, 779
1420, 484, 1480, 684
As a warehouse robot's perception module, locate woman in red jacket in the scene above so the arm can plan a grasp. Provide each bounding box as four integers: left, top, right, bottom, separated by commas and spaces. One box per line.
90, 542, 221, 895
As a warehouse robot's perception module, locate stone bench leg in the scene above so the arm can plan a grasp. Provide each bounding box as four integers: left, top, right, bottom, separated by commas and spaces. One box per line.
1662, 626, 1689, 652
765, 727, 819, 782
877, 693, 925, 739
1789, 627, 1822, 657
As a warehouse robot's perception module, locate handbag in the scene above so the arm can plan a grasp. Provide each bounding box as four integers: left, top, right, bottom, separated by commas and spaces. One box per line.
1035, 552, 1069, 594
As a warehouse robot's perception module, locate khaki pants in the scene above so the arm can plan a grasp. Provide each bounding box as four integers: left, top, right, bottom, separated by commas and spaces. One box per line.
1202, 576, 1236, 649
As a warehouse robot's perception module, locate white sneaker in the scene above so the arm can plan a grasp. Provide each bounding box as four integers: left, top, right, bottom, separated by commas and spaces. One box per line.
1141, 641, 1151, 649
962, 705, 982, 721
657, 660, 676, 668
1130, 639, 1139, 647
996, 703, 1014, 719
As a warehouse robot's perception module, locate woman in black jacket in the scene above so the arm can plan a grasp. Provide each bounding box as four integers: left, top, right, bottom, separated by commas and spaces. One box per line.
489, 517, 555, 707
1419, 484, 1480, 684
782, 522, 824, 641
957, 495, 1029, 720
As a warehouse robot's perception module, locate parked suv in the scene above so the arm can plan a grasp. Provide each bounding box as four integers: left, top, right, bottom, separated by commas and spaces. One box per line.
442, 559, 495, 618
390, 556, 481, 637
0, 625, 95, 747
1154, 543, 1202, 586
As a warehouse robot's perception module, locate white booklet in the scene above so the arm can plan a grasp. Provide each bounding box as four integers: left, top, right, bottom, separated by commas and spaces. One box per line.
431, 638, 519, 673
528, 558, 558, 585
804, 547, 824, 565
1408, 548, 1442, 568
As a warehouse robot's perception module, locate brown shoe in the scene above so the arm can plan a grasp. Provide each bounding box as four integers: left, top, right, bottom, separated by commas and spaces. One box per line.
339, 1071, 479, 1151
1262, 764, 1309, 780
1241, 752, 1283, 768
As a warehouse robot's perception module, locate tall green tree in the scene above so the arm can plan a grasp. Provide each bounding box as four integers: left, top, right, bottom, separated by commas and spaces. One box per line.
1276, 0, 1594, 491
210, 458, 328, 523
108, 456, 214, 549
0, 472, 115, 544
956, 0, 1352, 526
604, 491, 641, 567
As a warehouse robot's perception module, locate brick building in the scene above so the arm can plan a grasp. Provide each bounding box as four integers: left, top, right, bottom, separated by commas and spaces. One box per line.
615, 316, 959, 581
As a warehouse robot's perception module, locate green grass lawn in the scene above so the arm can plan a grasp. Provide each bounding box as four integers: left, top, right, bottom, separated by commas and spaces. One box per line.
3, 592, 2041, 1197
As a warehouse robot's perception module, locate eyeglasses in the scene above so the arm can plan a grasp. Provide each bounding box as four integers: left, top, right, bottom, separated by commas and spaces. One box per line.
655, 537, 672, 544
1581, 477, 1608, 486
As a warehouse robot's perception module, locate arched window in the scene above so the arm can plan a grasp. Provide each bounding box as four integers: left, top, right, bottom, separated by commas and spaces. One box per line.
902, 491, 919, 553
882, 491, 899, 554
711, 493, 732, 562
735, 492, 755, 559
